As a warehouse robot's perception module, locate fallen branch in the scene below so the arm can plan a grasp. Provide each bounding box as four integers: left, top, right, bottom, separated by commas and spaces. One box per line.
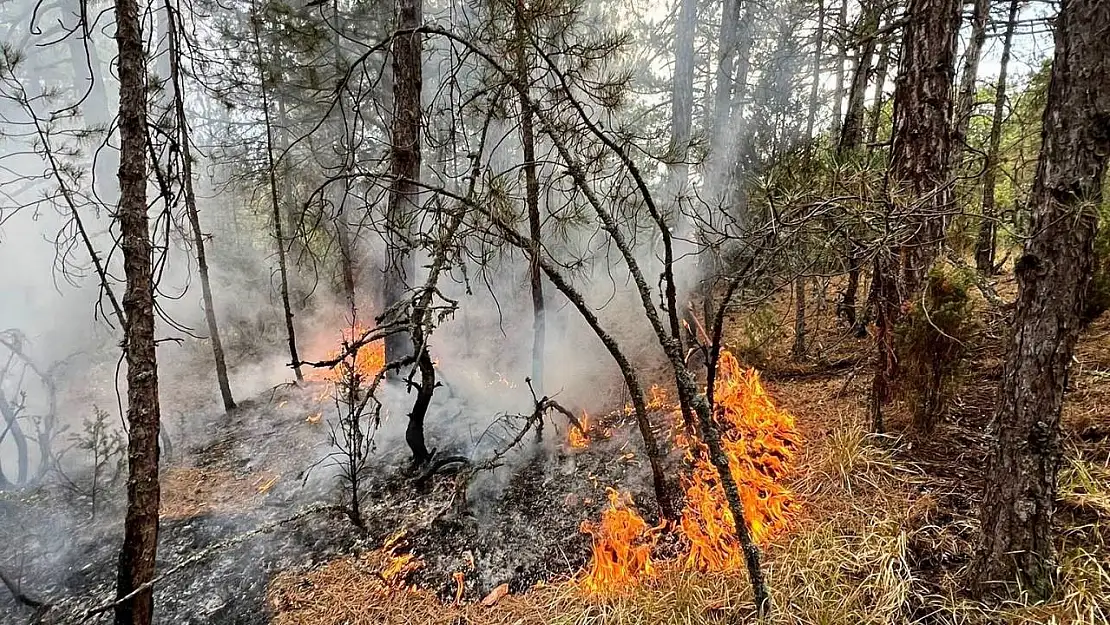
0, 567, 47, 610
81, 503, 339, 620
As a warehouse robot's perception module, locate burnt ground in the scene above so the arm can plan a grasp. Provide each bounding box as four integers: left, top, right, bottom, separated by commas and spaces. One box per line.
0, 370, 672, 625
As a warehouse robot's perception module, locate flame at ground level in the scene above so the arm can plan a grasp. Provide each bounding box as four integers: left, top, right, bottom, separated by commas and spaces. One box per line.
579, 350, 800, 592
578, 489, 663, 594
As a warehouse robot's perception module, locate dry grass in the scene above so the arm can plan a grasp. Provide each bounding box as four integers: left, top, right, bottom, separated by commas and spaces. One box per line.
160, 466, 280, 519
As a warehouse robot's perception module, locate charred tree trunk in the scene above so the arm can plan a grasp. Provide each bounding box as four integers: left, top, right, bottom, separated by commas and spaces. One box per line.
384, 0, 422, 368
252, 8, 303, 383
167, 0, 235, 411
975, 0, 1020, 274
973, 0, 1109, 599
952, 0, 989, 156
514, 0, 545, 397
889, 0, 961, 296
406, 348, 434, 465
113, 0, 161, 621
838, 0, 881, 154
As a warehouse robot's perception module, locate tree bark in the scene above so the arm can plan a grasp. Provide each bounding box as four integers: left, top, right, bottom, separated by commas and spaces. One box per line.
792, 276, 807, 361
952, 0, 989, 156
973, 0, 1109, 599
889, 0, 962, 296
667, 0, 697, 213
975, 0, 1020, 274
865, 22, 892, 147
805, 0, 825, 143
384, 0, 422, 367
332, 0, 358, 316
513, 0, 545, 397
838, 0, 881, 154
252, 6, 303, 383
167, 0, 235, 411
711, 0, 742, 154
830, 0, 848, 136
113, 0, 162, 621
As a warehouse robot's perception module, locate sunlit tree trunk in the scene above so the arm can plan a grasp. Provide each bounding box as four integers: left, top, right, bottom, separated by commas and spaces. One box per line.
838, 0, 881, 154
889, 0, 961, 296
166, 0, 235, 411
975, 0, 1020, 274
974, 0, 1109, 598
952, 0, 989, 156
112, 0, 161, 620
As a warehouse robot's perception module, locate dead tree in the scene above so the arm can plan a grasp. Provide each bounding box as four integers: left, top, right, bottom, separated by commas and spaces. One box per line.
973, 0, 1109, 600
113, 0, 163, 623
975, 0, 1021, 274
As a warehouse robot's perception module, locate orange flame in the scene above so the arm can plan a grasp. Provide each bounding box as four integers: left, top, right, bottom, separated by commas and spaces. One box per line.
676, 350, 799, 570
307, 323, 385, 390
568, 411, 590, 449
578, 489, 661, 594
578, 350, 799, 592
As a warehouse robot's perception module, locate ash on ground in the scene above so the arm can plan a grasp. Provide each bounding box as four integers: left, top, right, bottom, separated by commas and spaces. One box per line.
0, 378, 670, 624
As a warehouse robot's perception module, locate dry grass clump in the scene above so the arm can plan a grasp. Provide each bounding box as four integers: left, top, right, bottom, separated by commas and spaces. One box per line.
160, 466, 280, 519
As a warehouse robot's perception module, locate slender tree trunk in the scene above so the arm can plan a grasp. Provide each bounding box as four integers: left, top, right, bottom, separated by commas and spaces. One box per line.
866, 24, 891, 146
830, 0, 848, 135
889, 0, 962, 297
332, 0, 358, 316
805, 0, 825, 143
166, 0, 234, 411
668, 0, 697, 215
384, 0, 422, 367
711, 0, 742, 154
792, 276, 807, 360
952, 0, 989, 157
113, 0, 161, 620
513, 0, 545, 396
251, 6, 303, 382
839, 0, 881, 154
975, 0, 1020, 274
973, 0, 1109, 598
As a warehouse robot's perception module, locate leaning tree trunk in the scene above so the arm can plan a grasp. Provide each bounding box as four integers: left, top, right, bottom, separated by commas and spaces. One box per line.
952, 0, 989, 157
384, 0, 422, 368
513, 0, 545, 397
838, 0, 881, 154
973, 0, 1109, 600
252, 8, 303, 383
975, 0, 1020, 274
167, 0, 235, 411
113, 0, 161, 622
889, 0, 962, 297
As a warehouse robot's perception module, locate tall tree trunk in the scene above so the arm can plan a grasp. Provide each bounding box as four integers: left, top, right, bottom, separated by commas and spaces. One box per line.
830, 0, 848, 136
113, 0, 161, 620
889, 0, 962, 297
252, 5, 303, 382
805, 0, 825, 143
166, 0, 235, 411
384, 0, 422, 368
668, 0, 697, 212
513, 0, 545, 397
332, 0, 358, 316
711, 0, 742, 155
952, 0, 989, 156
838, 0, 881, 154
975, 0, 1020, 274
866, 23, 891, 146
973, 0, 1109, 599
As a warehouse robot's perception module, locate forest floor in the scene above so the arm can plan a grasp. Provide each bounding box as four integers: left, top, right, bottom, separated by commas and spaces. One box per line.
1, 272, 1108, 625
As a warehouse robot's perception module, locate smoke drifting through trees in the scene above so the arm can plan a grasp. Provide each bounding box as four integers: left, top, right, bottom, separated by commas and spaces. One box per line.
0, 0, 1103, 621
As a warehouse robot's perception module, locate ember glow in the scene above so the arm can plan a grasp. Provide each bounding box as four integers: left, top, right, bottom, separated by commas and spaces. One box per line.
578, 350, 799, 591
307, 323, 386, 389
578, 489, 662, 594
